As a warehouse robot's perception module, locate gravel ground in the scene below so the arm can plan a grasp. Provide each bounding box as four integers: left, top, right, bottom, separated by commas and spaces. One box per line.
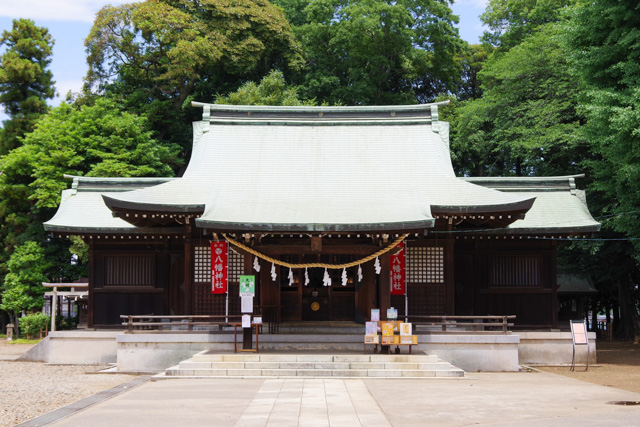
0, 342, 136, 427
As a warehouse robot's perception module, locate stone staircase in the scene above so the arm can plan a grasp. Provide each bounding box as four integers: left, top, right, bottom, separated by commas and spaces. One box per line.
163, 351, 464, 378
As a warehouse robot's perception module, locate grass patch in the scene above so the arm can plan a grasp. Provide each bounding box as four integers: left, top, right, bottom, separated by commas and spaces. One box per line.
6, 338, 41, 344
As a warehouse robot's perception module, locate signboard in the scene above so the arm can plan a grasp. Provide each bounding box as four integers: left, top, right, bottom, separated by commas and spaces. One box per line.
210, 241, 228, 294
571, 321, 588, 345
365, 321, 377, 335
242, 314, 251, 328
239, 275, 256, 297
400, 323, 412, 336
241, 296, 254, 314
390, 242, 405, 295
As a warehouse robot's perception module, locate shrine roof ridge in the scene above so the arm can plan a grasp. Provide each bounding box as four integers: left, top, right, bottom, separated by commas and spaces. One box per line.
191, 101, 449, 125
191, 101, 450, 114
463, 175, 586, 192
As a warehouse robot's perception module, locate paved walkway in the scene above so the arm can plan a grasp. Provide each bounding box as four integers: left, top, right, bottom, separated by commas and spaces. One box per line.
20, 371, 640, 427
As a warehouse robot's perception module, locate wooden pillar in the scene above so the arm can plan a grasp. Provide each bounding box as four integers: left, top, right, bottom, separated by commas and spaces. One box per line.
550, 241, 559, 329
379, 252, 391, 319
184, 237, 193, 314
444, 237, 455, 315
88, 240, 95, 328
355, 261, 376, 323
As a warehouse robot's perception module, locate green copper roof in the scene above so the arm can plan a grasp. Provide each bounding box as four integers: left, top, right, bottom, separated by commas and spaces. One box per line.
464, 176, 601, 234
44, 104, 599, 235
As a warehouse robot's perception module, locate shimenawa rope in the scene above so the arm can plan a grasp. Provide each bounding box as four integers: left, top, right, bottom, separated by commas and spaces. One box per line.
222, 233, 408, 269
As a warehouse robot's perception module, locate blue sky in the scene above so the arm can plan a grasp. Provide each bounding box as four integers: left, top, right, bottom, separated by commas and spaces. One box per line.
0, 0, 486, 120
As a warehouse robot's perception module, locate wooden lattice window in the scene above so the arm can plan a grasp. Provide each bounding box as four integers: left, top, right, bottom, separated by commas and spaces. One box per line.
193, 245, 243, 315
194, 246, 210, 282
406, 246, 444, 283
489, 256, 541, 287
104, 255, 155, 287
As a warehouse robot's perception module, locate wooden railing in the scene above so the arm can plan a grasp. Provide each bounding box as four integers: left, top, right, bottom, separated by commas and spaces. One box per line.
120, 315, 242, 333
257, 305, 281, 334
406, 315, 516, 334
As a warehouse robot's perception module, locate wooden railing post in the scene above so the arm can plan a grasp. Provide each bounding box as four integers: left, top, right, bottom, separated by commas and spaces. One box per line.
127, 316, 133, 333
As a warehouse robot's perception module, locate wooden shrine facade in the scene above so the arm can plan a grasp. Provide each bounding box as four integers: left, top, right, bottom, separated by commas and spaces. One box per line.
83, 231, 558, 329
44, 103, 599, 330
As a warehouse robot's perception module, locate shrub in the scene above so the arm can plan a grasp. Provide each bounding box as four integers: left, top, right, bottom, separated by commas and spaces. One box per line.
19, 312, 50, 338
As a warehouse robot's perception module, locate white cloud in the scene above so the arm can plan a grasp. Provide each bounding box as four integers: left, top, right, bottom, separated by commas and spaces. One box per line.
0, 0, 133, 23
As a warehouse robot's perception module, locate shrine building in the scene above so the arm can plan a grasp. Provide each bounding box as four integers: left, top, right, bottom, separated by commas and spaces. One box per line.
44, 102, 600, 330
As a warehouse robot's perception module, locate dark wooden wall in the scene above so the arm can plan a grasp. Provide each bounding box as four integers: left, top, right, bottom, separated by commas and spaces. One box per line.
453, 239, 558, 329
89, 240, 183, 327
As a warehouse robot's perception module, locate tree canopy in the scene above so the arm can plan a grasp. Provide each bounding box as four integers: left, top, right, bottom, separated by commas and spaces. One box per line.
0, 18, 55, 154
84, 0, 304, 155
276, 0, 463, 105
214, 69, 316, 106
563, 0, 640, 338
0, 241, 51, 335
453, 23, 586, 177
0, 98, 180, 210
481, 0, 577, 49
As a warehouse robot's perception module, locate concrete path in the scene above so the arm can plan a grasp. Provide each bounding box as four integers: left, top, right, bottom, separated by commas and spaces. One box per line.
24, 371, 640, 427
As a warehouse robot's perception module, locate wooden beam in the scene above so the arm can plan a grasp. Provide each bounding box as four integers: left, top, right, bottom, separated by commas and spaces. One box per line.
311, 236, 322, 252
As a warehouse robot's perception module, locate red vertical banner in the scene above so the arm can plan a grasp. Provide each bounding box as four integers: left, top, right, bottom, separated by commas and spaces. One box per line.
211, 241, 228, 294
390, 242, 405, 295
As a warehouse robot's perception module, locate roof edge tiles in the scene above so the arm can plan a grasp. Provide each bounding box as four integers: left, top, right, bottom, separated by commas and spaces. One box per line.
431, 198, 536, 215
102, 194, 205, 214
43, 224, 184, 235
463, 175, 584, 192
194, 218, 435, 233
64, 175, 177, 193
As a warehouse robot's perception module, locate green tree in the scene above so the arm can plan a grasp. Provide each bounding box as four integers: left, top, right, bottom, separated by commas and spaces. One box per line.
279, 0, 463, 105
215, 70, 316, 106
481, 0, 577, 49
0, 98, 180, 210
0, 241, 51, 336
565, 0, 640, 339
455, 44, 492, 102
84, 0, 303, 156
0, 18, 55, 154
452, 23, 586, 177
